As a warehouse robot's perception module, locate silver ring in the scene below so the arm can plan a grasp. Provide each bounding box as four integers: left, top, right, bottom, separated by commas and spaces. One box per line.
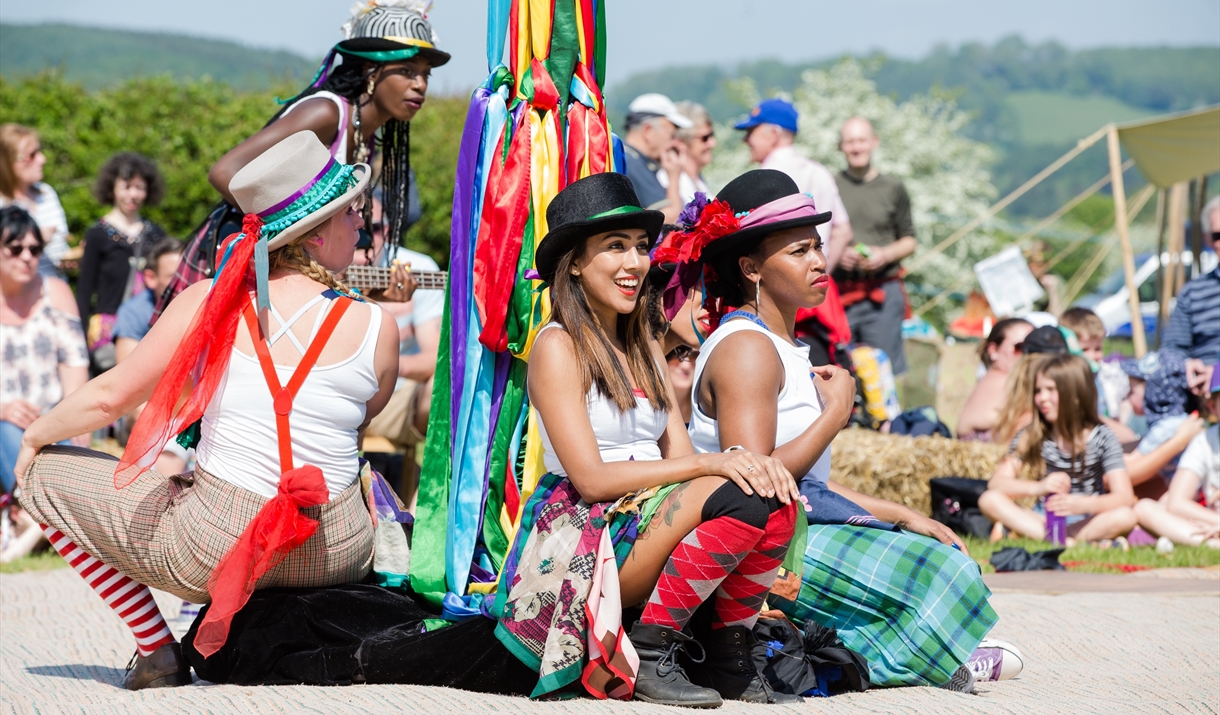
746, 465, 756, 473
396, 282, 405, 290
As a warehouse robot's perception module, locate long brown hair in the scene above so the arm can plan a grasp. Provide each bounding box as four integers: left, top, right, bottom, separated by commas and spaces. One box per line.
1015, 354, 1100, 476
0, 124, 38, 199
549, 241, 671, 413
993, 354, 1044, 447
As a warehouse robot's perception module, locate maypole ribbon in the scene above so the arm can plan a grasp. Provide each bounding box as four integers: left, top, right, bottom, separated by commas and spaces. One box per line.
410, 0, 618, 622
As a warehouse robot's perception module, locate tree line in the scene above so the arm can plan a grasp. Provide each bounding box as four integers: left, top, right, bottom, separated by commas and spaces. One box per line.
0, 71, 463, 266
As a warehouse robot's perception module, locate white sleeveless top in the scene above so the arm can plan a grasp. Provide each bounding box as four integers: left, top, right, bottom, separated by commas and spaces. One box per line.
280, 91, 351, 162
196, 295, 382, 498
534, 324, 668, 477
688, 318, 832, 484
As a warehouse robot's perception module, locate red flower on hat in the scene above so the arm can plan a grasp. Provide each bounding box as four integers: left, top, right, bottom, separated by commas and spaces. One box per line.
654, 199, 739, 266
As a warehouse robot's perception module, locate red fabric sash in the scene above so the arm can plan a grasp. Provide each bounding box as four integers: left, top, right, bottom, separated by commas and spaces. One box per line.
193, 293, 351, 658
473, 109, 532, 351
116, 215, 263, 488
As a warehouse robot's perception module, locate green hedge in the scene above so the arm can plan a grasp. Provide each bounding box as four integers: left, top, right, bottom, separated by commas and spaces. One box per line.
0, 71, 464, 266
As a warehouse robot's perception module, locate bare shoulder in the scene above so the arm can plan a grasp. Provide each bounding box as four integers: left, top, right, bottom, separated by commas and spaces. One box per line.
531, 324, 575, 358
43, 277, 79, 315
529, 326, 579, 385
276, 97, 341, 139
707, 327, 783, 390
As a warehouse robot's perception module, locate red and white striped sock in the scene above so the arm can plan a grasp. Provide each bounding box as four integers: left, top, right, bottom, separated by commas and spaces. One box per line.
42, 526, 175, 656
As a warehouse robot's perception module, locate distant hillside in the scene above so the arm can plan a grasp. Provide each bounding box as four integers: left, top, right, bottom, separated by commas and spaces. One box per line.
0, 23, 315, 90
608, 37, 1220, 217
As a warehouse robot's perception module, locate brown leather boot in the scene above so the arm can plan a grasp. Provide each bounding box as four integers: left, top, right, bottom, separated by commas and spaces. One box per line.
123, 642, 192, 690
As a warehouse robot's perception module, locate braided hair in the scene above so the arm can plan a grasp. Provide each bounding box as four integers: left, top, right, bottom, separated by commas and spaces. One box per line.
271, 55, 412, 249
269, 233, 354, 297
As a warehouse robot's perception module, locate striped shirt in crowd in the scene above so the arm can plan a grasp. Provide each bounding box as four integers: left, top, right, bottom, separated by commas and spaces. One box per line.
1163, 267, 1220, 363
0, 182, 70, 265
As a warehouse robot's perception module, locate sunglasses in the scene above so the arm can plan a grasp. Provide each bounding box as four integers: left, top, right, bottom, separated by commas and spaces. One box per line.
667, 345, 697, 363
16, 146, 43, 164
3, 242, 44, 259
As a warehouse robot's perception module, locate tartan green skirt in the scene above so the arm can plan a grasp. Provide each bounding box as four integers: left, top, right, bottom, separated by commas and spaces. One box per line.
771, 524, 996, 687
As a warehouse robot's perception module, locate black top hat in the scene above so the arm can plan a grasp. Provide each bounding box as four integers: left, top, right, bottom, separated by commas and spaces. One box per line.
534, 172, 664, 284
700, 169, 832, 263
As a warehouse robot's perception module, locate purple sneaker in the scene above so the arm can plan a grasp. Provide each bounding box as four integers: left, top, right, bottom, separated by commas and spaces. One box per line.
966, 639, 1024, 683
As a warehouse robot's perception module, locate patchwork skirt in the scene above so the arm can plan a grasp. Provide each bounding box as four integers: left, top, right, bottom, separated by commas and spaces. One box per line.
771, 523, 997, 687
20, 445, 373, 603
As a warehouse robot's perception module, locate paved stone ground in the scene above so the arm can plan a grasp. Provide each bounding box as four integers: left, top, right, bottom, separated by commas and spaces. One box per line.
2, 569, 1218, 714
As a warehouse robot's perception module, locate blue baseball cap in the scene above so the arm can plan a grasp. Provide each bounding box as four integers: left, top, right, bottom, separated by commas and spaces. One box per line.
734, 98, 799, 134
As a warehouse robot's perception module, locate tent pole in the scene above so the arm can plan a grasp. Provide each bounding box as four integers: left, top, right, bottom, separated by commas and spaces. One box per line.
1189, 177, 1208, 278
1166, 183, 1189, 299
1107, 125, 1147, 357
908, 125, 1110, 273
1152, 189, 1168, 348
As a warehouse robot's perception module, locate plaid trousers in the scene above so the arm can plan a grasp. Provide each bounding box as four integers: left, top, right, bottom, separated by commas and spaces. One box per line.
771, 524, 997, 687
20, 445, 373, 603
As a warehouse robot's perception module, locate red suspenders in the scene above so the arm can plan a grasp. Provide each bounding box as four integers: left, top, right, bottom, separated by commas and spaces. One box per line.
240, 293, 354, 473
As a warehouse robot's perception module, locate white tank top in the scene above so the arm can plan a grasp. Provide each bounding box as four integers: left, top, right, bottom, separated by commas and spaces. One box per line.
535, 324, 668, 477
280, 91, 351, 162
688, 317, 832, 484
196, 295, 382, 498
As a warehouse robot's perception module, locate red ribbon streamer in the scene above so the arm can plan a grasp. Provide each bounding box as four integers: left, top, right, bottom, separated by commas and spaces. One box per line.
116, 214, 264, 489
474, 110, 533, 352
193, 465, 329, 658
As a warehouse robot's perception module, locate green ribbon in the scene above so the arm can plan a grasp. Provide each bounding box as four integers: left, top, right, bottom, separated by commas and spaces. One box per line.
588, 205, 643, 219
410, 280, 455, 604
339, 47, 421, 63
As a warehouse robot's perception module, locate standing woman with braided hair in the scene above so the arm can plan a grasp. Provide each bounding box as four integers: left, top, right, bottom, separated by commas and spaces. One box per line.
171, 1, 451, 309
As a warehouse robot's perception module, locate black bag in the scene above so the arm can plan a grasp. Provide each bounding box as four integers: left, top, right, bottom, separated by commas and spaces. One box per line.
929, 477, 993, 538
990, 546, 1065, 572
750, 617, 870, 697
182, 583, 536, 694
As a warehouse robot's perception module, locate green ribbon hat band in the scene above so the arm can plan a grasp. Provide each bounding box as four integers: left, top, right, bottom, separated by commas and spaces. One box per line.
588, 205, 643, 220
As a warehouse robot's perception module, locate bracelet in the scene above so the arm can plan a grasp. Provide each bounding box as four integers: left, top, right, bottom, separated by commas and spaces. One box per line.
725, 445, 746, 452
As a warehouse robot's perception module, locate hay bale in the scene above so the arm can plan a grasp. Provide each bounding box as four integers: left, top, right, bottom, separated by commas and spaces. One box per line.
829, 429, 1012, 515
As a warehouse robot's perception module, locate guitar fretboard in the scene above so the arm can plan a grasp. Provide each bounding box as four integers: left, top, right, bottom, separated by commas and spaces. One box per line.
344, 265, 448, 292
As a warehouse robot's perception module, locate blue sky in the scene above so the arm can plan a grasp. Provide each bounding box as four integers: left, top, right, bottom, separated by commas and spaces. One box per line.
2, 0, 1217, 92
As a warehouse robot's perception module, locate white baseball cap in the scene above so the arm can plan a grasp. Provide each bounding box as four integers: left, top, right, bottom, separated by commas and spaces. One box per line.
626, 93, 693, 129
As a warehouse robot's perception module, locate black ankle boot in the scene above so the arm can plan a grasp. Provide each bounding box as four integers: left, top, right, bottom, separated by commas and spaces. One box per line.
628, 622, 723, 708
695, 626, 802, 704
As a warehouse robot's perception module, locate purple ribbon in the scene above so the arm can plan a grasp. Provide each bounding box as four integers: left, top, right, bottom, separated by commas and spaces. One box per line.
450, 88, 493, 437
256, 156, 339, 218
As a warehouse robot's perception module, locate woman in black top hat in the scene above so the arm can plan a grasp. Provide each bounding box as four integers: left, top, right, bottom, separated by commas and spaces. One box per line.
495, 171, 802, 707
671, 169, 998, 691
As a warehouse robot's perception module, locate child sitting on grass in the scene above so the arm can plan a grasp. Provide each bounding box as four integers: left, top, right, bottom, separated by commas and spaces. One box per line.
1134, 366, 1220, 549
979, 354, 1138, 546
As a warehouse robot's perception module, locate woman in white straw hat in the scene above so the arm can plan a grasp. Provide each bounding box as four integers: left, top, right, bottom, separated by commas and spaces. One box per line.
13, 132, 400, 690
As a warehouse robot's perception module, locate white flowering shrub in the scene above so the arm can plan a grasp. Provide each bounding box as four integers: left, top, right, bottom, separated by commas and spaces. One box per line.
706, 59, 1002, 322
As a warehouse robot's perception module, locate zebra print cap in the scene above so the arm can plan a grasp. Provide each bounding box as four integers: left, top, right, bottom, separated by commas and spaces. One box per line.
339, 1, 450, 66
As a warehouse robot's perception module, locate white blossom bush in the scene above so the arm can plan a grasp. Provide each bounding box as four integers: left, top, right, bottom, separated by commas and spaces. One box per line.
706, 59, 1002, 322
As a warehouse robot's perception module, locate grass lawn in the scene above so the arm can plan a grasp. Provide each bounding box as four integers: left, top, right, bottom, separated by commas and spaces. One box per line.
0, 549, 65, 574
963, 535, 1220, 574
